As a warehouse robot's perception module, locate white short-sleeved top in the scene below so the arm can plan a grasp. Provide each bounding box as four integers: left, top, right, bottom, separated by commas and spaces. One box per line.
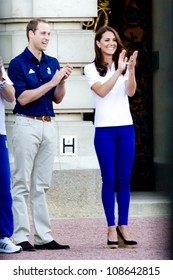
84, 62, 133, 127
0, 66, 13, 135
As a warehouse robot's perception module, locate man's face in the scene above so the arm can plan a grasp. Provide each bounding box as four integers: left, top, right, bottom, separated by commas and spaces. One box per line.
29, 22, 51, 51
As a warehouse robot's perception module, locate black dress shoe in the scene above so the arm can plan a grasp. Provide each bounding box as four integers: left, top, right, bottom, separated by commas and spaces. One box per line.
16, 241, 35, 251
34, 240, 70, 250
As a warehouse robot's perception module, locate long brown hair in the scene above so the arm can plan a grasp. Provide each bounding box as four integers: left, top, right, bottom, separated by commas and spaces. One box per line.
94, 26, 125, 76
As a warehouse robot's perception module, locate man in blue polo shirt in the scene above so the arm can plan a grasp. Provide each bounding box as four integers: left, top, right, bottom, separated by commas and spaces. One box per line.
8, 18, 73, 251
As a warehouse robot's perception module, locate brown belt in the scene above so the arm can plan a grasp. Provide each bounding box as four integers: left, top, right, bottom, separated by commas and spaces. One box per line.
20, 115, 51, 122
26, 115, 51, 122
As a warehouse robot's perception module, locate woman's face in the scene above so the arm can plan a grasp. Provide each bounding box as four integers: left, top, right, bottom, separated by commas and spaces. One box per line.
96, 31, 117, 57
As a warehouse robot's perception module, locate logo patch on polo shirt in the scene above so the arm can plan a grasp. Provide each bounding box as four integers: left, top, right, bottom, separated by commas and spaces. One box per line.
29, 69, 35, 74
47, 67, 51, 74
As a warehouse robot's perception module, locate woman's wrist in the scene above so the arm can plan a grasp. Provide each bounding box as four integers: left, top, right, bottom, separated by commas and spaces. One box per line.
116, 68, 122, 75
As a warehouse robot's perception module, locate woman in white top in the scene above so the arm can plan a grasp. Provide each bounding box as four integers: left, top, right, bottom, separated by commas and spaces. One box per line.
84, 26, 138, 248
0, 57, 22, 253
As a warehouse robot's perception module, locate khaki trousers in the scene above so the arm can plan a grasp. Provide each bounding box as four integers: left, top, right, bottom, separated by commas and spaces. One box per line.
12, 116, 56, 244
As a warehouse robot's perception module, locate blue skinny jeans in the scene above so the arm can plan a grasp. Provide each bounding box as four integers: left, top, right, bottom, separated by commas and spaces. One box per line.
94, 125, 135, 226
0, 135, 14, 238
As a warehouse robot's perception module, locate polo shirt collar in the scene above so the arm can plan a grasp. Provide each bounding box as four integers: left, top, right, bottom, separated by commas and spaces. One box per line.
24, 47, 47, 62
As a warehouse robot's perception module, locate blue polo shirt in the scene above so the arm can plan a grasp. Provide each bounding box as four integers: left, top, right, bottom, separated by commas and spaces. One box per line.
8, 47, 60, 116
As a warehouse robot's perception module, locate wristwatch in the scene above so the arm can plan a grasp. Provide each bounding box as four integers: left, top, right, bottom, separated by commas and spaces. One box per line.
0, 79, 6, 90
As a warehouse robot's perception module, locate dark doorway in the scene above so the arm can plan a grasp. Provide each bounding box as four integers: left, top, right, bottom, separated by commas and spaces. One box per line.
109, 0, 154, 191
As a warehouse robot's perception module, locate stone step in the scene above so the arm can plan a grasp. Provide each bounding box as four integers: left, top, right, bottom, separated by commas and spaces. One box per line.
45, 170, 171, 219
